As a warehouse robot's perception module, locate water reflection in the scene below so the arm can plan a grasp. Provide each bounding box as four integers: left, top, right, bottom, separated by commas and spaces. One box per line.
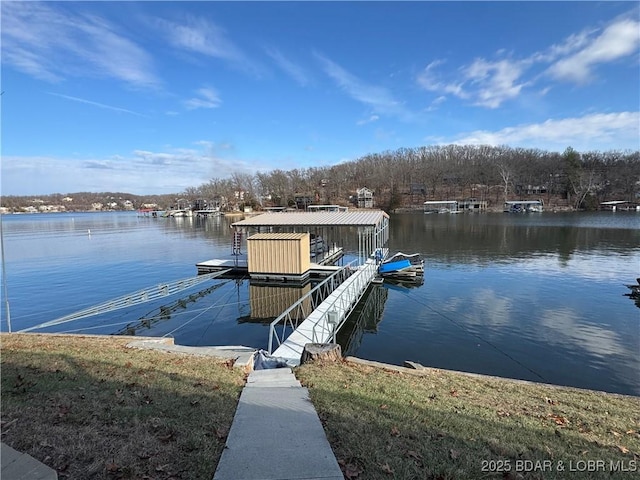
241, 283, 312, 323
114, 281, 230, 336
390, 212, 640, 265
339, 285, 389, 356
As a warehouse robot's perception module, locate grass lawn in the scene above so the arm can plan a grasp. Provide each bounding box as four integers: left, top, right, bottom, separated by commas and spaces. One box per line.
3, 334, 639, 480
1, 333, 246, 479
296, 358, 640, 480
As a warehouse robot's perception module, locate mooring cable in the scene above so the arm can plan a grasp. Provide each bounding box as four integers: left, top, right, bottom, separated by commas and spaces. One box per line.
396, 290, 547, 382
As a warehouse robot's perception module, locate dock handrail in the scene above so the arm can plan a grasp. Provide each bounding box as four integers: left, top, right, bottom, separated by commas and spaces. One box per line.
310, 261, 378, 344
267, 261, 357, 354
19, 270, 231, 333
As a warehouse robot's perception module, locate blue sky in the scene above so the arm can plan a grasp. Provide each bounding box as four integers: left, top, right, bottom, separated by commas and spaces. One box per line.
1, 1, 639, 196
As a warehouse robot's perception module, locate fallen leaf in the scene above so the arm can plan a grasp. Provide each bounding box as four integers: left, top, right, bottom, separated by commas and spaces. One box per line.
343, 463, 363, 479
548, 413, 568, 426
157, 433, 174, 442
618, 445, 629, 454
406, 450, 422, 460
450, 389, 459, 397
390, 426, 400, 436
379, 404, 388, 410
626, 430, 636, 435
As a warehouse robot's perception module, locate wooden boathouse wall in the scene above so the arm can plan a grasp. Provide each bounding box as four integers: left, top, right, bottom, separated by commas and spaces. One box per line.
247, 233, 311, 276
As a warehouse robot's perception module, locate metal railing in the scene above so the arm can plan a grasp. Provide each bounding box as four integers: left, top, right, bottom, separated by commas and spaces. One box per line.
267, 261, 357, 353
19, 270, 231, 333
311, 261, 378, 344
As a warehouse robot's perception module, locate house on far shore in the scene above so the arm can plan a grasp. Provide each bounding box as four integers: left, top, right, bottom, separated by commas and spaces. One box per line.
356, 187, 374, 208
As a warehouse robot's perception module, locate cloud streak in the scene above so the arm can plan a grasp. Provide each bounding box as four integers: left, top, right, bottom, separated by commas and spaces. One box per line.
447, 112, 640, 150
547, 18, 640, 83
157, 15, 262, 76
1, 2, 159, 88
47, 92, 147, 116
184, 87, 222, 110
265, 47, 310, 86
315, 52, 412, 120
1, 143, 262, 195
417, 16, 640, 108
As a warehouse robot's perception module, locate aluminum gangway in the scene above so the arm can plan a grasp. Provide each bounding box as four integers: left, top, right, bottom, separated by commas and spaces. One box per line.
269, 255, 382, 366
19, 270, 230, 333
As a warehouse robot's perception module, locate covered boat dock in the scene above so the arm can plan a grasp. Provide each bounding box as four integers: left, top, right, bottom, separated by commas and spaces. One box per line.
230, 209, 390, 266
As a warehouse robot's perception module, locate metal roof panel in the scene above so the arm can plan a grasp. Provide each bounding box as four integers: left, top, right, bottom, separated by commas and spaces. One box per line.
232, 210, 389, 228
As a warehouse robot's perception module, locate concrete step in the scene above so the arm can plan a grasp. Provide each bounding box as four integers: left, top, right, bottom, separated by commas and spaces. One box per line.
246, 368, 301, 388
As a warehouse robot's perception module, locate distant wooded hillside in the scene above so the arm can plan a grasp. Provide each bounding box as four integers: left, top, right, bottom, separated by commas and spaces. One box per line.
185, 145, 639, 211
3, 145, 639, 212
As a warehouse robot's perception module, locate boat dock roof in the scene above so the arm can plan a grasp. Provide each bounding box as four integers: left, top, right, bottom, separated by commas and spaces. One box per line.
231, 210, 389, 228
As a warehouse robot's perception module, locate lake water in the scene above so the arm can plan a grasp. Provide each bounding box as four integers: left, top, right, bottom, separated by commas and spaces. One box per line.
1, 211, 638, 396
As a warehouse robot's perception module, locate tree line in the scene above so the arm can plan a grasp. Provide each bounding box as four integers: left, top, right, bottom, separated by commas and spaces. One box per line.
185, 145, 640, 211
3, 145, 638, 212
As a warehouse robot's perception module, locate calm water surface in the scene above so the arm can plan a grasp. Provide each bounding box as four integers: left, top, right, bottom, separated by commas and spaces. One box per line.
1, 211, 638, 395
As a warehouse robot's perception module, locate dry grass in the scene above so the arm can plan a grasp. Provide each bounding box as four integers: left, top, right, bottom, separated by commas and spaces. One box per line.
1, 333, 246, 480
4, 333, 639, 480
296, 359, 640, 480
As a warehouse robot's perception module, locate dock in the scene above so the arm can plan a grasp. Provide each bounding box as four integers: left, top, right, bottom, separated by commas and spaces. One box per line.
196, 246, 345, 281
271, 259, 379, 365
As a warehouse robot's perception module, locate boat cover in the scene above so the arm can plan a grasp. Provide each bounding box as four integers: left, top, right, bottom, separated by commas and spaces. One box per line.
378, 259, 411, 274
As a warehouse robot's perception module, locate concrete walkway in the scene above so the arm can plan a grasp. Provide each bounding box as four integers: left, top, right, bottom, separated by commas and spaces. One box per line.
1, 443, 58, 480
213, 368, 343, 480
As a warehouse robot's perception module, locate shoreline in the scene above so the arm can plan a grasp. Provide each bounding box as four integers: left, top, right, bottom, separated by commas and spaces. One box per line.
3, 332, 636, 399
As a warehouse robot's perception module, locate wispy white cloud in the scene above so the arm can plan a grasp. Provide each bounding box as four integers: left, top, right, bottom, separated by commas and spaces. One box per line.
315, 52, 412, 120
464, 59, 528, 108
1, 2, 159, 88
417, 16, 640, 108
265, 47, 309, 86
426, 95, 447, 112
547, 18, 640, 84
446, 111, 640, 151
47, 92, 147, 117
417, 60, 469, 99
157, 15, 261, 76
356, 114, 379, 126
1, 144, 258, 195
418, 57, 529, 109
184, 87, 222, 110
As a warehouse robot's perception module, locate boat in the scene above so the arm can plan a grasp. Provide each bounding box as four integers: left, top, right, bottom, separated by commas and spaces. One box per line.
503, 200, 543, 213
378, 252, 424, 278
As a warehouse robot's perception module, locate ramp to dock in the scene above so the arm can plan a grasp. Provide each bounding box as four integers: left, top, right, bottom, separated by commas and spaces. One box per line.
272, 260, 378, 365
